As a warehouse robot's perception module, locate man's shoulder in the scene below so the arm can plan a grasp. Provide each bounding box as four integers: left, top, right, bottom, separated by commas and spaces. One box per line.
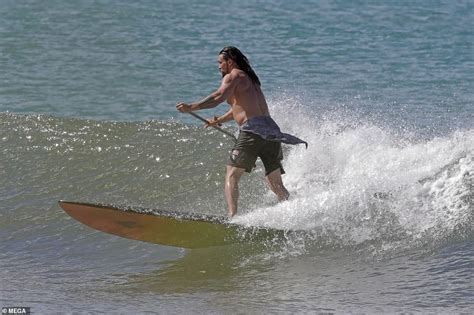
224, 70, 246, 83
234, 68, 247, 77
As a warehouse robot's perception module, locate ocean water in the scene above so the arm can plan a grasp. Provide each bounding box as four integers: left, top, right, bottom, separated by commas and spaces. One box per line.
1, 0, 473, 313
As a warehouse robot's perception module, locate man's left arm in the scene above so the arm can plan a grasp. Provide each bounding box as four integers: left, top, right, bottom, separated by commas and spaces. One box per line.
205, 107, 234, 128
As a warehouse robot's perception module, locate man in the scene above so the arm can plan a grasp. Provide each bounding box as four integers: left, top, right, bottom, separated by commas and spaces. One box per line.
177, 46, 307, 217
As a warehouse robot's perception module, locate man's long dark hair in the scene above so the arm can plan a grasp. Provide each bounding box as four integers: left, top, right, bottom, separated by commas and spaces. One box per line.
219, 46, 261, 87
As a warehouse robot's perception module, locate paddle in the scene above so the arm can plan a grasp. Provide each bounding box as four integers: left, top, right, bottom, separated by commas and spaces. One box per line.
188, 111, 237, 143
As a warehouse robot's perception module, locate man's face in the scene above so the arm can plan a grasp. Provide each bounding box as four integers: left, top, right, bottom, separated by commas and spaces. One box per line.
218, 54, 232, 77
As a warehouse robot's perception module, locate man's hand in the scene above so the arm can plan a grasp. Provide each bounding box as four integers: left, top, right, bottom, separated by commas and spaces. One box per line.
176, 102, 192, 113
205, 116, 222, 128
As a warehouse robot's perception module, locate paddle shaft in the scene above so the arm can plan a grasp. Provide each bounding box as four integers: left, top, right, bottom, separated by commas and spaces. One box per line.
188, 111, 237, 143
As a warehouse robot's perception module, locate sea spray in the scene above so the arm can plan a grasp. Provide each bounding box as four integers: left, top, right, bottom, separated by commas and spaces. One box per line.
232, 103, 473, 255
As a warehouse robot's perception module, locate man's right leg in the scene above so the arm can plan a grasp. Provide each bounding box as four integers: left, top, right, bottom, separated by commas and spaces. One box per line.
225, 165, 246, 217
265, 168, 290, 201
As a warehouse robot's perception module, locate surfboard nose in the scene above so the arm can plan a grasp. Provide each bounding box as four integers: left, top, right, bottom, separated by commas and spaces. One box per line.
58, 201, 238, 248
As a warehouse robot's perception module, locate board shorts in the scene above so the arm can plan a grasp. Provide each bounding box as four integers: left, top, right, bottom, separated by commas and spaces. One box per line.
227, 131, 285, 176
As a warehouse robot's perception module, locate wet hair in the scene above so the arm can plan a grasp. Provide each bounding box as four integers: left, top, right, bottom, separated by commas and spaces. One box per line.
219, 46, 261, 86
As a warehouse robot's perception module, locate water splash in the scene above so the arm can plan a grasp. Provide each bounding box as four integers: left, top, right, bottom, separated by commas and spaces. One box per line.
232, 100, 473, 255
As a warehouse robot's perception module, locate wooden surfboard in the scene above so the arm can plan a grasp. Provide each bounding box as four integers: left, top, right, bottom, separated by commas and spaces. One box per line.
59, 201, 282, 249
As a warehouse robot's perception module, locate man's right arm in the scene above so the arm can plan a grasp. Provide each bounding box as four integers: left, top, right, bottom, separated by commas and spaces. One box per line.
176, 73, 238, 112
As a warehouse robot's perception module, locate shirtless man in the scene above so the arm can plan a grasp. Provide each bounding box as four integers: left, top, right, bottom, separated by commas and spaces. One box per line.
177, 47, 306, 217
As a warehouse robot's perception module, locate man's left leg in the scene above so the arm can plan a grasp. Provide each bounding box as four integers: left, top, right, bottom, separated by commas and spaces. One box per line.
225, 165, 246, 217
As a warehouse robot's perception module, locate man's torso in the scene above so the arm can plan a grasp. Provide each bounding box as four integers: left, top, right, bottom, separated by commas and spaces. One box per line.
226, 69, 270, 126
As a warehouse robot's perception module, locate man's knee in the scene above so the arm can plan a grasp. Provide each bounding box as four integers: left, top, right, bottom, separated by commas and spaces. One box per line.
266, 169, 283, 184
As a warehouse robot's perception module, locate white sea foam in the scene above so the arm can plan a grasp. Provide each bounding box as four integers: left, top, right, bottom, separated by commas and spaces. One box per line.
232, 100, 473, 251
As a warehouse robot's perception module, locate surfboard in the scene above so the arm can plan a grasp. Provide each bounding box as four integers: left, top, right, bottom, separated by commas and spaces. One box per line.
59, 201, 281, 249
